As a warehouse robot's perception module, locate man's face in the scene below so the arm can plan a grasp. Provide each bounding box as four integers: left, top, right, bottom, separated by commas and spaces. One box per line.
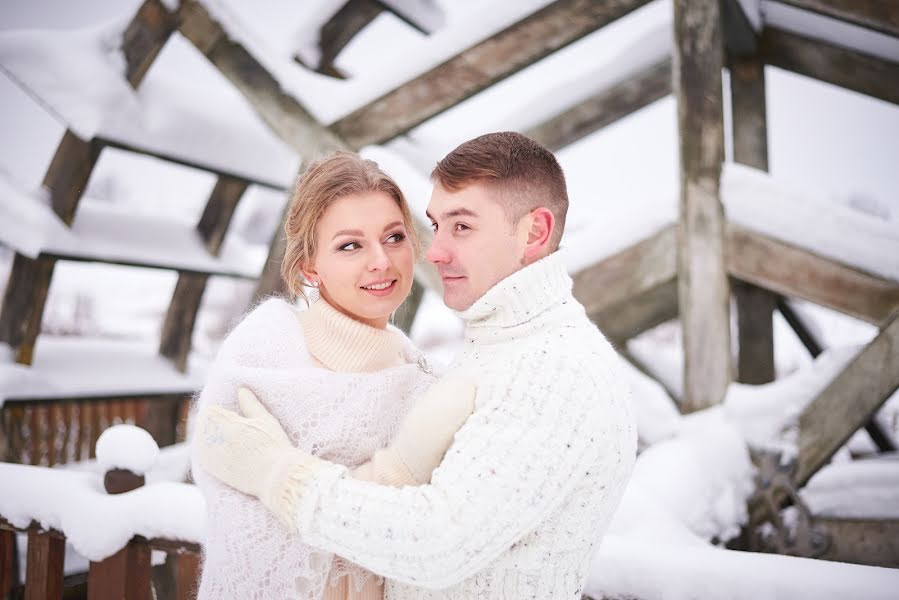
426, 182, 529, 311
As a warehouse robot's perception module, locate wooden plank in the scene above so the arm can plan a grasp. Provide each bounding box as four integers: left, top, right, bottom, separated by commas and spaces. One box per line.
761, 27, 899, 106
88, 547, 127, 600
0, 255, 55, 366
814, 516, 899, 568
122, 0, 177, 87
393, 278, 424, 334
177, 0, 346, 160
298, 0, 383, 78
525, 58, 671, 151
331, 0, 653, 148
726, 224, 899, 325
721, 0, 759, 58
197, 175, 249, 255
778, 0, 899, 39
729, 56, 768, 171
733, 279, 776, 384
174, 552, 201, 600
591, 277, 678, 345
572, 224, 677, 317
0, 529, 18, 598
42, 130, 102, 226
795, 311, 899, 487
253, 209, 289, 301
126, 540, 154, 600
673, 0, 730, 412
24, 531, 64, 600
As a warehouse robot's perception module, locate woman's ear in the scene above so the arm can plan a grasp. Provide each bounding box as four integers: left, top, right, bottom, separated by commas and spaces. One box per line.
301, 263, 320, 287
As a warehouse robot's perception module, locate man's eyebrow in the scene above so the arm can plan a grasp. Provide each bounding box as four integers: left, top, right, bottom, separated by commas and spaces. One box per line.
426, 207, 479, 221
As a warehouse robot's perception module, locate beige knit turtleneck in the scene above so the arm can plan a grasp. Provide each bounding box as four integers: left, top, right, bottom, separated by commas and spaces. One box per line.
299, 298, 407, 373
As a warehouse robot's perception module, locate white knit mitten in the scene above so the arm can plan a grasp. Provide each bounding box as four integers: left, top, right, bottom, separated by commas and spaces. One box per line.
197, 388, 340, 528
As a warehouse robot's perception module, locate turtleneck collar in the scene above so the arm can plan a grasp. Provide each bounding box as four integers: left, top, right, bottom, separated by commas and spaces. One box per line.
456, 252, 576, 336
299, 297, 407, 372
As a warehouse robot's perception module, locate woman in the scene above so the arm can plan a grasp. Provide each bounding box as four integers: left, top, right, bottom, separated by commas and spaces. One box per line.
191, 152, 474, 600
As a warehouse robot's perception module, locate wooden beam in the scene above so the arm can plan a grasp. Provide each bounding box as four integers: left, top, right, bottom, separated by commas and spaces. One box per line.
813, 516, 899, 568
733, 279, 776, 383
331, 0, 653, 148
572, 224, 677, 317
300, 0, 382, 78
673, 0, 731, 412
795, 311, 899, 487
0, 529, 17, 598
196, 175, 249, 255
24, 531, 64, 600
178, 0, 346, 160
393, 278, 424, 334
721, 0, 759, 58
122, 0, 177, 87
761, 27, 899, 106
525, 58, 671, 151
726, 223, 899, 325
729, 56, 768, 171
591, 277, 679, 345
778, 1, 899, 39
0, 255, 56, 365
159, 273, 209, 373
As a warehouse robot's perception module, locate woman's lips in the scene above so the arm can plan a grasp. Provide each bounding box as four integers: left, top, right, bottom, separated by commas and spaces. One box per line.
361, 279, 397, 296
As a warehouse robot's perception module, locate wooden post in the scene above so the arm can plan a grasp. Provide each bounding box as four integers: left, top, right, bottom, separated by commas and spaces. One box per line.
0, 529, 18, 598
673, 0, 730, 412
24, 532, 65, 600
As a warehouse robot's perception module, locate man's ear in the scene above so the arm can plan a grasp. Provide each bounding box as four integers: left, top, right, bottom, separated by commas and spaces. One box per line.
523, 207, 555, 261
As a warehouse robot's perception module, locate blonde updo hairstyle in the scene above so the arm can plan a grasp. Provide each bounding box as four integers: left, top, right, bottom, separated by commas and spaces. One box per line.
281, 152, 421, 302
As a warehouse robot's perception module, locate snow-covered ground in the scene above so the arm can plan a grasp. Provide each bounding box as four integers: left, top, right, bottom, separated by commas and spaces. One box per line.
1, 0, 898, 597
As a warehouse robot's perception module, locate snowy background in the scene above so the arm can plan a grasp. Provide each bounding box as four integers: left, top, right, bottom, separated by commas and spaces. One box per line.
1, 0, 899, 598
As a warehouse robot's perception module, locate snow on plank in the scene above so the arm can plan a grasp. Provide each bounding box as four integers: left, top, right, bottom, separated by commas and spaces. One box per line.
0, 336, 204, 404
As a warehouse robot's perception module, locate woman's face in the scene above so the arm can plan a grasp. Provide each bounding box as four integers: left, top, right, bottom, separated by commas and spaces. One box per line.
306, 191, 415, 329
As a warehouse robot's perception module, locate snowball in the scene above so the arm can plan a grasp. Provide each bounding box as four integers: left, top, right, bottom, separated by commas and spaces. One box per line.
95, 424, 159, 475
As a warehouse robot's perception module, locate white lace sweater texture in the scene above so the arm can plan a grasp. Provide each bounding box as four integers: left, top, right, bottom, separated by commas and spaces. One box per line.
191, 297, 435, 600
293, 253, 638, 599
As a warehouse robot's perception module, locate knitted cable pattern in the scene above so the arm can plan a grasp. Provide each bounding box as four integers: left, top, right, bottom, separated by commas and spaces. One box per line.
294, 253, 639, 600
191, 297, 435, 600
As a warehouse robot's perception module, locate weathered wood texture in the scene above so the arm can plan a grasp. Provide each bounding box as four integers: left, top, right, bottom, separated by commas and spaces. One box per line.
0, 255, 56, 365
122, 0, 177, 86
726, 224, 899, 325
779, 0, 899, 39
761, 27, 899, 106
729, 53, 775, 384
331, 0, 653, 147
178, 0, 346, 159
304, 0, 382, 78
721, 0, 759, 58
43, 130, 103, 225
673, 0, 731, 412
526, 58, 672, 151
592, 276, 679, 345
88, 543, 152, 600
795, 312, 899, 487
160, 273, 210, 372
197, 176, 249, 254
0, 529, 16, 598
24, 531, 65, 600
394, 278, 425, 334
815, 516, 899, 568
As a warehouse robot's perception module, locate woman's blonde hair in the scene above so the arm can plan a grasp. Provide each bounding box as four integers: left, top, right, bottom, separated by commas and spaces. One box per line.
281, 152, 421, 302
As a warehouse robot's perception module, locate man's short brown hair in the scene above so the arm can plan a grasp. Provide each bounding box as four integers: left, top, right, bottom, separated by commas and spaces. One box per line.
431, 132, 568, 250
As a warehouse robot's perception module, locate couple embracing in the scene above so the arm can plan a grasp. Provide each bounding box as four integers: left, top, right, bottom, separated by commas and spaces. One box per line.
191, 131, 637, 599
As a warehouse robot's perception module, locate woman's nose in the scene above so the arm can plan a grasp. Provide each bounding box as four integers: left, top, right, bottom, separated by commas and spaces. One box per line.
368, 244, 390, 271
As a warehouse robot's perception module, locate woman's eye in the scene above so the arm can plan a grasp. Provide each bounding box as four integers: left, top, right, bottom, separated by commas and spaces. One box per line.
339, 242, 360, 251
386, 232, 406, 244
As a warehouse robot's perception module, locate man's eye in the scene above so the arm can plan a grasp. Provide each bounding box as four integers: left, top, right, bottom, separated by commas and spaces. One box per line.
454, 223, 469, 232
430, 222, 438, 232
386, 233, 406, 244
339, 242, 360, 251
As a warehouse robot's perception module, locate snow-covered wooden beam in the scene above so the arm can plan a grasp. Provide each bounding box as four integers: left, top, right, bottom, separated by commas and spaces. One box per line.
776, 0, 899, 39
0, 255, 54, 365
196, 176, 249, 255
177, 0, 346, 161
761, 27, 899, 106
121, 0, 177, 87
592, 278, 679, 345
726, 224, 899, 326
25, 531, 64, 598
331, 0, 654, 148
813, 515, 899, 568
673, 0, 731, 413
794, 311, 899, 488
298, 0, 383, 79
572, 224, 677, 320
525, 58, 672, 152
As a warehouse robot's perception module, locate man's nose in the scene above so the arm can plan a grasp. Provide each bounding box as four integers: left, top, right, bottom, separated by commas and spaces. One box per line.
426, 235, 450, 265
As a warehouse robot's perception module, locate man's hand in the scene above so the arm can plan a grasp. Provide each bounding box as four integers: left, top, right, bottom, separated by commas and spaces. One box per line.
196, 388, 337, 528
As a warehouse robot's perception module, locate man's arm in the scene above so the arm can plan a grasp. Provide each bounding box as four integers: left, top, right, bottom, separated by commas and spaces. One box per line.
295, 362, 624, 589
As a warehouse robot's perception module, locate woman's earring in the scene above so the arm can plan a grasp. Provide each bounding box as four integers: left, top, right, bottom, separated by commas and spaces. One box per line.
310, 279, 319, 288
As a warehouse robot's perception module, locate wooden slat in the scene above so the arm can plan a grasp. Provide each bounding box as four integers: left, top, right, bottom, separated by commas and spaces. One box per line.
197, 175, 249, 255
331, 0, 653, 148
88, 547, 127, 600
393, 278, 424, 334
721, 0, 759, 58
300, 0, 383, 78
24, 532, 64, 600
174, 552, 201, 600
177, 0, 346, 160
591, 277, 679, 344
122, 0, 177, 87
733, 280, 776, 384
572, 224, 677, 317
795, 312, 899, 487
525, 58, 671, 151
673, 0, 730, 413
0, 529, 17, 598
726, 224, 899, 325
43, 130, 103, 225
778, 0, 899, 39
0, 256, 56, 366
813, 516, 899, 568
253, 207, 290, 300
761, 27, 899, 106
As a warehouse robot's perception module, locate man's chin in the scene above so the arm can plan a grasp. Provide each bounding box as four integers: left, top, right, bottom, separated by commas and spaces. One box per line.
442, 292, 475, 312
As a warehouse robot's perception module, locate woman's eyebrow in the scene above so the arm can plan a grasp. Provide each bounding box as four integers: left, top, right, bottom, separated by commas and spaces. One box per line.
332, 229, 363, 239
382, 221, 404, 231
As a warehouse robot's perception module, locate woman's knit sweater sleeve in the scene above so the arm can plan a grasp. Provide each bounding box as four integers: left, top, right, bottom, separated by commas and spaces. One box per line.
295, 353, 614, 590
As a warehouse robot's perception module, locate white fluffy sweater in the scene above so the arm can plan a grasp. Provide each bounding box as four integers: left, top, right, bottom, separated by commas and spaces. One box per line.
291, 253, 638, 599
191, 297, 435, 600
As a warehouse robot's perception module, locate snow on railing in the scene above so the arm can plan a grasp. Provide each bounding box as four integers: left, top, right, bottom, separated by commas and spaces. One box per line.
0, 425, 204, 598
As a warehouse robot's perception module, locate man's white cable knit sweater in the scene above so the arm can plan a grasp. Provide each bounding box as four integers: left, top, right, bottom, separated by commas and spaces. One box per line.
289, 253, 638, 599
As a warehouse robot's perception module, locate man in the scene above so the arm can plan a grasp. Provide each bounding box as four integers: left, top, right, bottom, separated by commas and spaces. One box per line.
197, 132, 636, 598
